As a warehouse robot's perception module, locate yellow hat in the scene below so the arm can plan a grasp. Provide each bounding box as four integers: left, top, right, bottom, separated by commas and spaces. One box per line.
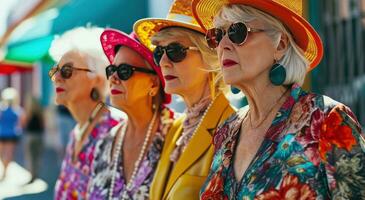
191, 0, 323, 70
134, 0, 205, 51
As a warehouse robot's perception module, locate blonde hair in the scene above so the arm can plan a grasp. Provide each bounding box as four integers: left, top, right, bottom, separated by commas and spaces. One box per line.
151, 27, 228, 93
215, 5, 309, 85
49, 26, 109, 99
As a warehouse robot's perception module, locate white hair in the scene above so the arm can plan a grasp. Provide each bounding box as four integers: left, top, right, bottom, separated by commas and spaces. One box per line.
215, 5, 309, 86
49, 26, 109, 99
151, 27, 228, 93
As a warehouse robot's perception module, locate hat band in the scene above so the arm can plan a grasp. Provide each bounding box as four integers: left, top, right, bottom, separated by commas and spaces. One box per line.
167, 13, 197, 24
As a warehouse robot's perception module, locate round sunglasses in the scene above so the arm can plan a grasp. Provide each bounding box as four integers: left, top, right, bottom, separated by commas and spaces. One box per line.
153, 42, 199, 66
106, 63, 156, 80
205, 22, 265, 49
48, 64, 92, 81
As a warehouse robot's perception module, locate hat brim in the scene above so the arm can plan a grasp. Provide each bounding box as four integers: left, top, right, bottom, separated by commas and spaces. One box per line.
133, 18, 205, 51
192, 0, 323, 70
100, 29, 172, 104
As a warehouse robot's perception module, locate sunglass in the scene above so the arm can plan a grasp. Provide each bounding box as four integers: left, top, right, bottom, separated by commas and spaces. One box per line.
153, 42, 199, 66
48, 64, 92, 80
205, 22, 265, 48
105, 63, 156, 80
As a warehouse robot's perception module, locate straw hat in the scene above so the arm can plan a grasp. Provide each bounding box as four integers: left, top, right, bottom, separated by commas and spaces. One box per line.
191, 0, 323, 70
134, 0, 205, 51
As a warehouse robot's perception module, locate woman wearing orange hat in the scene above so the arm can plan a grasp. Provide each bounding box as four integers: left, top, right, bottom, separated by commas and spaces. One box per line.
133, 0, 235, 199
191, 0, 365, 199
87, 29, 175, 200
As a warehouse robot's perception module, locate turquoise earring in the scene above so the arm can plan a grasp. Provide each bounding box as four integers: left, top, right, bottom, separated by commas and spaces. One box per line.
231, 86, 240, 94
269, 63, 286, 86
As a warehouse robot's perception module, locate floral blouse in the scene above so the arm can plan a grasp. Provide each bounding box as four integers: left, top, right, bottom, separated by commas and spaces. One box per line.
200, 84, 365, 200
54, 108, 122, 200
87, 107, 175, 200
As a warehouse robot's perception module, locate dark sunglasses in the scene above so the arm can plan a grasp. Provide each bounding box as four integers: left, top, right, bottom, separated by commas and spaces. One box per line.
153, 42, 199, 66
105, 63, 156, 80
205, 22, 265, 48
48, 64, 92, 80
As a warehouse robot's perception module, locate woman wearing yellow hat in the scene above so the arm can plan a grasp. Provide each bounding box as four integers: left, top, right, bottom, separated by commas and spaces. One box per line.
191, 0, 365, 199
134, 0, 235, 199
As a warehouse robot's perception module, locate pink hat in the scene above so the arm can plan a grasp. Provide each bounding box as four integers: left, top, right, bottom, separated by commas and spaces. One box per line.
100, 28, 171, 104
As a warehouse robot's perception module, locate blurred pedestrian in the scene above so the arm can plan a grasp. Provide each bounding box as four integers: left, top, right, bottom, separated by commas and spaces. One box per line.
24, 96, 45, 184
0, 87, 25, 181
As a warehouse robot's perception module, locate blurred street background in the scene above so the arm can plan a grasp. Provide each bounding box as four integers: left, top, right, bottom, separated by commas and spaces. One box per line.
0, 0, 364, 199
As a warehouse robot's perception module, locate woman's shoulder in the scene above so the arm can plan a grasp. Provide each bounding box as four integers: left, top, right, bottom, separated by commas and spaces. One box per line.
212, 106, 249, 151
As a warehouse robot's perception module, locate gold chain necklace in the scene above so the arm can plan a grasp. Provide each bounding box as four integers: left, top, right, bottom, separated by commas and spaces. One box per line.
249, 89, 289, 129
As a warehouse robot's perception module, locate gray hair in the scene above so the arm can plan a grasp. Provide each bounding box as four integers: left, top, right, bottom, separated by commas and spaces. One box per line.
215, 5, 309, 86
151, 27, 228, 93
49, 26, 109, 99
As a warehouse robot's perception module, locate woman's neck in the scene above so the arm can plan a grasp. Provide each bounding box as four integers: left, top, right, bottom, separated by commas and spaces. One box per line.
182, 80, 212, 109
237, 77, 289, 124
123, 100, 156, 138
67, 100, 99, 126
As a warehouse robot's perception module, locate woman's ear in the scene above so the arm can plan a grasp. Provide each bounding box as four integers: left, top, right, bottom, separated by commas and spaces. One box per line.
275, 33, 289, 60
149, 76, 160, 96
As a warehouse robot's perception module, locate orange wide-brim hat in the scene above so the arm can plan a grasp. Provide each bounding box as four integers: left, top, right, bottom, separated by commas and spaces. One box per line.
192, 0, 323, 70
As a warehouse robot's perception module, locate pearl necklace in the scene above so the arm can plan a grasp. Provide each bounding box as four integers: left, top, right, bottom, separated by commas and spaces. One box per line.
108, 110, 158, 200
74, 102, 104, 142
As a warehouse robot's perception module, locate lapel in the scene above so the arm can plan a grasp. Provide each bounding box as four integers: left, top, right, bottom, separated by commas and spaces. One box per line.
151, 116, 184, 200
163, 93, 231, 197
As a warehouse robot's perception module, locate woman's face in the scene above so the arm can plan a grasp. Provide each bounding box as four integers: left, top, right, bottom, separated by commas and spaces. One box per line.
109, 46, 158, 110
217, 20, 277, 86
157, 35, 209, 97
52, 51, 97, 106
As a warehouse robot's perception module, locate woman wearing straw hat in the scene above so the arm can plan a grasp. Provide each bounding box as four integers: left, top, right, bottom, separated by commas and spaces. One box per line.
133, 0, 235, 199
49, 27, 124, 200
87, 29, 175, 200
191, 0, 365, 199
0, 87, 25, 181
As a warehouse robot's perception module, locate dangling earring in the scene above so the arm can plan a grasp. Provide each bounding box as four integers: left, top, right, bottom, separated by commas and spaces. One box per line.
90, 88, 100, 101
231, 86, 240, 94
149, 90, 154, 96
269, 63, 286, 86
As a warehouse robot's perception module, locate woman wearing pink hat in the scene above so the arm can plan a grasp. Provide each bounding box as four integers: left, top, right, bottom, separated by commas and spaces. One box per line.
87, 29, 175, 200
191, 0, 365, 199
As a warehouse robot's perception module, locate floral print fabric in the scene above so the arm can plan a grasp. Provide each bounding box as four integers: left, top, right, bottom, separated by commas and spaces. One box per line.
54, 110, 121, 200
200, 84, 365, 200
87, 107, 175, 200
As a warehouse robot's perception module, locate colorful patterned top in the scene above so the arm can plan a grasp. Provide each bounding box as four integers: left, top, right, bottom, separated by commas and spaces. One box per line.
87, 107, 175, 200
54, 108, 122, 200
200, 84, 365, 200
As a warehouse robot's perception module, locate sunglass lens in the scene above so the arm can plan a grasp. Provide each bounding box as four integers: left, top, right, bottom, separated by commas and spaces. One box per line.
60, 65, 73, 79
228, 22, 247, 45
166, 43, 186, 62
105, 65, 115, 79
117, 65, 133, 80
206, 28, 223, 48
153, 46, 164, 66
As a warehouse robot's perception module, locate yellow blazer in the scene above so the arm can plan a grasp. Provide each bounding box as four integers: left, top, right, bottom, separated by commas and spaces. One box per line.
150, 93, 235, 200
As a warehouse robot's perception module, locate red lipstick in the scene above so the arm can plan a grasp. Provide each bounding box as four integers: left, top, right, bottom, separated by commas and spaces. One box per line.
111, 89, 123, 95
222, 59, 238, 68
164, 75, 177, 81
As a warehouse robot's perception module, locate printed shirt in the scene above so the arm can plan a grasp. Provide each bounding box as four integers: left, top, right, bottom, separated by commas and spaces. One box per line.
200, 84, 365, 200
